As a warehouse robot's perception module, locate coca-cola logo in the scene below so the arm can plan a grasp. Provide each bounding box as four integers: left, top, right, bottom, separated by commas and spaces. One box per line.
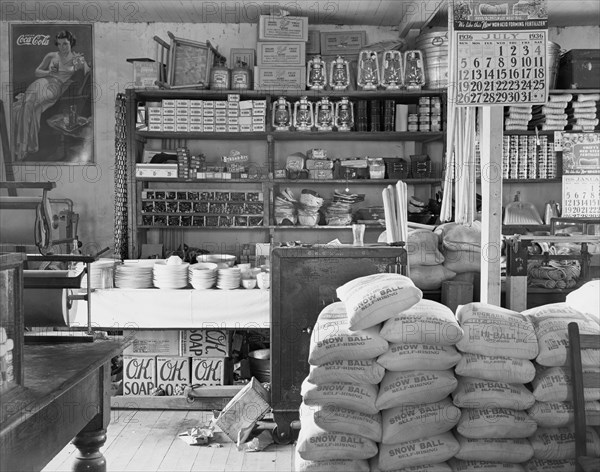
16, 34, 51, 46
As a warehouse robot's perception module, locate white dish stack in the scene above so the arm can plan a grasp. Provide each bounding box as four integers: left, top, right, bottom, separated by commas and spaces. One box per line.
115, 262, 154, 289
217, 267, 241, 290
189, 263, 218, 289
80, 259, 117, 289
152, 261, 190, 289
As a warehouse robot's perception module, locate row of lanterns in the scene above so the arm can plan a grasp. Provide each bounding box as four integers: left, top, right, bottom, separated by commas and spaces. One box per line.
272, 96, 354, 132
307, 50, 426, 91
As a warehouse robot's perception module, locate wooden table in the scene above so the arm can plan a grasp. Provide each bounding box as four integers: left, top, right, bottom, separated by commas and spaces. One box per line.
0, 338, 129, 472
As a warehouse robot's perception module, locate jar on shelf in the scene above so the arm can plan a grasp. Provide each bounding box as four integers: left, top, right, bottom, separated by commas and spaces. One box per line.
210, 60, 230, 90
231, 60, 251, 90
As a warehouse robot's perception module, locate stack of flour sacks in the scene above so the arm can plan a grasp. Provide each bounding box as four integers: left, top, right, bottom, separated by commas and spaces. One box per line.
296, 273, 465, 471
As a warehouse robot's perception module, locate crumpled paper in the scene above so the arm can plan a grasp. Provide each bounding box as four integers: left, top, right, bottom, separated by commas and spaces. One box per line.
236, 429, 274, 452
178, 422, 221, 447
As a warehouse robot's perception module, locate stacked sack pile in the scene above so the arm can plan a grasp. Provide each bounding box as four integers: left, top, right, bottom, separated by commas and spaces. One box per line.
373, 298, 465, 471
435, 222, 482, 283
505, 105, 533, 131
452, 303, 539, 471
524, 303, 600, 471
530, 94, 571, 131
406, 229, 457, 291
566, 93, 600, 132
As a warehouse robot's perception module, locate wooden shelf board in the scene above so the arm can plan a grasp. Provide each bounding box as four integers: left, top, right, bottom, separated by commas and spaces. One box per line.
137, 131, 269, 140
137, 177, 266, 183
272, 131, 444, 142
503, 178, 562, 183
138, 225, 268, 230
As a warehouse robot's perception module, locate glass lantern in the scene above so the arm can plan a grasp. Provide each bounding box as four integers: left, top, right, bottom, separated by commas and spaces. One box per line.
403, 50, 426, 91
271, 97, 292, 131
315, 97, 334, 132
307, 55, 327, 90
381, 50, 403, 90
329, 56, 350, 91
357, 50, 380, 90
293, 96, 314, 131
334, 97, 354, 132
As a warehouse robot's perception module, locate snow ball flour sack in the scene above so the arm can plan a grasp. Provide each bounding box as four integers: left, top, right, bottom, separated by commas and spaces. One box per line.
380, 299, 463, 346
529, 426, 600, 460
378, 432, 460, 471
532, 366, 600, 402
524, 459, 576, 472
456, 303, 538, 360
376, 369, 457, 410
456, 408, 537, 439
455, 353, 536, 383
336, 273, 422, 331
449, 459, 526, 472
295, 452, 370, 472
452, 377, 535, 410
524, 303, 600, 367
406, 229, 445, 266
296, 427, 378, 461
455, 436, 534, 463
527, 401, 600, 428
300, 403, 382, 443
307, 359, 385, 385
369, 458, 452, 472
377, 343, 462, 371
381, 398, 461, 444
301, 379, 379, 415
308, 302, 389, 365
409, 265, 457, 291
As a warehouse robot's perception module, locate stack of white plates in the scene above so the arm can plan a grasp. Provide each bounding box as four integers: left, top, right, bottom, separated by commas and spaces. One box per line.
153, 261, 190, 289
217, 267, 241, 290
189, 263, 218, 289
114, 262, 154, 289
80, 259, 117, 289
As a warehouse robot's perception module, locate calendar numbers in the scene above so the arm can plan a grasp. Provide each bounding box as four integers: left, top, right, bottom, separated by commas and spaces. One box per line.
455, 31, 548, 106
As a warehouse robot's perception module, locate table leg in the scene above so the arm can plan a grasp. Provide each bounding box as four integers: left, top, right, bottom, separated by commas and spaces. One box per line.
71, 428, 107, 472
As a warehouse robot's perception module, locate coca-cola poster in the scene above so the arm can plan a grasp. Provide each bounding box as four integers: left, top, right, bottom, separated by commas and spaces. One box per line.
10, 24, 94, 164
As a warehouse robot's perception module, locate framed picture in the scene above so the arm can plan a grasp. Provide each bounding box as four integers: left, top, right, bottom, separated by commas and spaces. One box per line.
230, 48, 256, 68
9, 23, 94, 165
167, 32, 224, 88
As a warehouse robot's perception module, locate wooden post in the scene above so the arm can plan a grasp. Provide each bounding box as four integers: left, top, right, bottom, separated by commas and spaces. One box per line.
479, 106, 504, 306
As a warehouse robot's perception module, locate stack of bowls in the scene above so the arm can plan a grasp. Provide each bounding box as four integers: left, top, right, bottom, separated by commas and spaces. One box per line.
153, 261, 190, 289
114, 261, 154, 289
81, 259, 117, 289
217, 267, 241, 290
189, 262, 218, 289
298, 189, 324, 226
196, 254, 236, 268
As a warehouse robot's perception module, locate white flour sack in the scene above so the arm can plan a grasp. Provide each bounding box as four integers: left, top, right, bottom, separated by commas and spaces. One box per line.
452, 377, 535, 410
377, 432, 460, 471
532, 366, 600, 402
376, 369, 458, 410
456, 408, 537, 439
381, 397, 461, 444
377, 343, 462, 371
448, 459, 526, 472
308, 302, 388, 366
529, 426, 600, 460
297, 409, 378, 461
455, 353, 536, 383
336, 273, 423, 331
456, 303, 538, 359
523, 459, 576, 472
409, 265, 457, 291
455, 435, 534, 463
406, 229, 445, 266
369, 457, 452, 472
523, 303, 600, 367
527, 401, 600, 428
300, 402, 382, 443
380, 299, 464, 346
301, 378, 379, 415
295, 450, 370, 472
307, 359, 385, 385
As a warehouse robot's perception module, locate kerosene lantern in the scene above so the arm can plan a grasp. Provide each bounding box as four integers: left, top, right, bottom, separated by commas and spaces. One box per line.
334, 97, 354, 132
357, 50, 380, 90
315, 97, 334, 131
293, 96, 314, 131
403, 50, 426, 91
329, 56, 350, 91
307, 55, 327, 90
381, 50, 403, 90
271, 97, 292, 131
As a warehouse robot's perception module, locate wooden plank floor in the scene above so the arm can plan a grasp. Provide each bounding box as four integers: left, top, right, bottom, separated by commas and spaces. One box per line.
42, 410, 296, 472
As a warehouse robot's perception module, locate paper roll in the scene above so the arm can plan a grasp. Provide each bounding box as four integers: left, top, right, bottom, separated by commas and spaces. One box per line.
23, 289, 76, 327
395, 104, 409, 131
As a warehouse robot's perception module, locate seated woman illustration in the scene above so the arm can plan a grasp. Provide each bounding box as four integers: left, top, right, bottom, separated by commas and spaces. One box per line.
12, 30, 91, 161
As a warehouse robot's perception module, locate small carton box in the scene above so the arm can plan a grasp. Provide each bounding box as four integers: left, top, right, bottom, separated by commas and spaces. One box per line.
215, 100, 227, 109
189, 124, 202, 132
162, 115, 175, 124
227, 125, 240, 133
215, 109, 227, 117
148, 124, 163, 132
175, 107, 189, 117
203, 117, 215, 125
320, 31, 366, 56
257, 41, 306, 66
190, 116, 203, 124
240, 109, 252, 117
176, 124, 189, 132
162, 99, 176, 108
252, 124, 266, 132
190, 108, 203, 116
254, 66, 306, 90
190, 100, 203, 108
228, 117, 239, 125
123, 355, 156, 396
227, 109, 239, 117
190, 357, 230, 386
176, 115, 189, 124
124, 330, 180, 356
175, 99, 190, 108
162, 107, 175, 116
163, 123, 176, 132
215, 116, 227, 125
130, 59, 158, 88
258, 15, 308, 42
227, 93, 241, 102
147, 106, 162, 115
240, 124, 252, 132
215, 124, 227, 132
148, 115, 162, 124
203, 100, 215, 108
155, 356, 190, 396
239, 100, 253, 110
203, 124, 215, 132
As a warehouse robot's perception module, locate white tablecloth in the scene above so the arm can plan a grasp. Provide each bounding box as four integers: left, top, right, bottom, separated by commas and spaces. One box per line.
71, 288, 270, 329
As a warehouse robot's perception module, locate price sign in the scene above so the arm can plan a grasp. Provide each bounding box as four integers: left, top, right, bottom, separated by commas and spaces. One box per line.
562, 174, 600, 218
452, 0, 548, 106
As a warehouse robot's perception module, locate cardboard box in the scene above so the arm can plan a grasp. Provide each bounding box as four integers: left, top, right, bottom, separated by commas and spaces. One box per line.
155, 356, 190, 396
320, 31, 366, 56
190, 357, 230, 386
176, 124, 189, 132
189, 124, 202, 132
162, 116, 175, 124
123, 355, 156, 396
306, 29, 321, 54
181, 329, 231, 357
135, 163, 178, 178
163, 124, 176, 132
254, 66, 306, 90
147, 124, 162, 132
162, 107, 175, 116
257, 41, 306, 66
130, 59, 159, 88
124, 330, 180, 355
162, 99, 176, 108
258, 15, 308, 42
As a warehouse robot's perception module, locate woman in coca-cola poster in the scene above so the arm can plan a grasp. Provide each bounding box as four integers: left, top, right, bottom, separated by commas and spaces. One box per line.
10, 24, 93, 164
